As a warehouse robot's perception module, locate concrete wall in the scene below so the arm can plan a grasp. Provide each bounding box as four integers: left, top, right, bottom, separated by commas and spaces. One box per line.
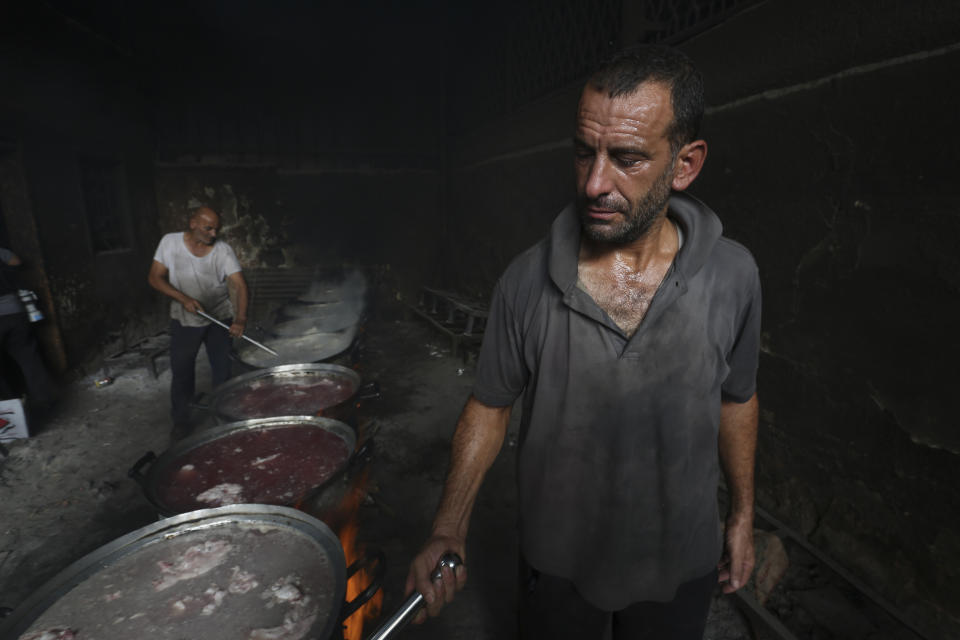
443, 1, 960, 636
0, 7, 162, 372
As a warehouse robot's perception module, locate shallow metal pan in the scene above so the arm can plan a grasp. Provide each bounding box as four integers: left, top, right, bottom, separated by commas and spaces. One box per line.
128, 415, 356, 517
204, 363, 368, 425
0, 505, 357, 640
269, 310, 360, 337
279, 299, 361, 320
234, 325, 358, 369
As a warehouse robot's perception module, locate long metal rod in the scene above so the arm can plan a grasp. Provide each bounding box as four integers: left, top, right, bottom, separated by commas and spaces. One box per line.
366, 592, 425, 640
753, 504, 929, 640
719, 483, 929, 640
733, 589, 801, 640
196, 310, 279, 357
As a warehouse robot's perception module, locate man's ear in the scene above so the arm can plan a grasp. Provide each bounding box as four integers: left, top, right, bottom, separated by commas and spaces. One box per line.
671, 139, 707, 191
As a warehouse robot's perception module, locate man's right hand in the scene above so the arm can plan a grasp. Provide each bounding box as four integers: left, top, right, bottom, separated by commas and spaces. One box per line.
404, 533, 468, 624
401, 397, 510, 625
181, 297, 204, 314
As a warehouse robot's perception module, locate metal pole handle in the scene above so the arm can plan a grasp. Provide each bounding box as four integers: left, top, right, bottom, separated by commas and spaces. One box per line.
366, 552, 463, 640
196, 310, 279, 357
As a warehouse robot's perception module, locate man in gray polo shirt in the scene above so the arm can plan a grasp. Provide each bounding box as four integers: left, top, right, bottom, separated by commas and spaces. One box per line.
407, 45, 760, 639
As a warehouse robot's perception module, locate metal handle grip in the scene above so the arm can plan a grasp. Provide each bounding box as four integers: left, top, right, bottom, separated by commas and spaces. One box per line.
358, 381, 381, 400
127, 451, 157, 487
366, 552, 462, 640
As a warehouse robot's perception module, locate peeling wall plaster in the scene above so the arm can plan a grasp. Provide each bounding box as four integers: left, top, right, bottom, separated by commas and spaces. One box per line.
155, 175, 292, 270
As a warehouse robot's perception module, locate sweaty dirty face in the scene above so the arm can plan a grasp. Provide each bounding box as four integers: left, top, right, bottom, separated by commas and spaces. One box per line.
190, 210, 221, 245
574, 83, 677, 244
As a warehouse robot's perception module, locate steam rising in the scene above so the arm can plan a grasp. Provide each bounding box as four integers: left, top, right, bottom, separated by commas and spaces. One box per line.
238, 270, 368, 367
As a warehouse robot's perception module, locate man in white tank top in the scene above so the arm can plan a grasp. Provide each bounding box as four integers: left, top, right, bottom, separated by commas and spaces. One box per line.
148, 207, 248, 438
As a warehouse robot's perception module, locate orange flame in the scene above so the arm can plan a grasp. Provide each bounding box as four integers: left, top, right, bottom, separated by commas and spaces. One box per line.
331, 468, 383, 640
293, 417, 381, 639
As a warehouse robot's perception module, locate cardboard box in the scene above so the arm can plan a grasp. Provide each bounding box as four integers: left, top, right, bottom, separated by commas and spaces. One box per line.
0, 398, 29, 441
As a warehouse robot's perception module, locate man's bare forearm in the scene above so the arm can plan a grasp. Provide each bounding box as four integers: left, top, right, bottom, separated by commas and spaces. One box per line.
227, 273, 248, 323
718, 393, 758, 591
148, 267, 188, 306
149, 278, 188, 306
431, 395, 512, 540
719, 393, 758, 520
148, 260, 203, 314
404, 394, 511, 617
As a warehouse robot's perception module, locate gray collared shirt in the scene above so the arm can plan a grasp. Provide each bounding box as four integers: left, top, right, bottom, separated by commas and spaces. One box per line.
473, 192, 761, 608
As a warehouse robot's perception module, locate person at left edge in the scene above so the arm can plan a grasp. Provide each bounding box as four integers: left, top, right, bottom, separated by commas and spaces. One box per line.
147, 206, 248, 437
0, 247, 58, 409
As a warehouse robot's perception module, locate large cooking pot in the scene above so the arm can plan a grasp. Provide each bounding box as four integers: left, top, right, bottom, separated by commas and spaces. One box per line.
297, 276, 366, 304
203, 363, 376, 425
0, 505, 382, 640
270, 309, 360, 337
128, 415, 357, 517
235, 325, 358, 369
298, 288, 364, 304
279, 299, 360, 320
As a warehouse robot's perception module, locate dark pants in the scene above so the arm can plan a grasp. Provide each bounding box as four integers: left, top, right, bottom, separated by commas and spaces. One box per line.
169, 319, 232, 426
519, 557, 717, 640
0, 312, 56, 404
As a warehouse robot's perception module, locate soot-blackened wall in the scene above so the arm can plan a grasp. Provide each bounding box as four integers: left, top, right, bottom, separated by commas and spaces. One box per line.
0, 6, 162, 372
149, 29, 447, 304
689, 3, 960, 636
443, 2, 960, 636
154, 166, 441, 291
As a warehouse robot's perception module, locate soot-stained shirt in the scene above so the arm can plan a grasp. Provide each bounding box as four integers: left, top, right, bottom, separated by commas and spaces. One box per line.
473, 192, 761, 609
153, 233, 242, 327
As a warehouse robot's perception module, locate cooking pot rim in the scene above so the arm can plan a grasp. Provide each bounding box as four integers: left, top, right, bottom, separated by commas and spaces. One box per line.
211, 362, 361, 399
140, 415, 357, 516
209, 363, 362, 421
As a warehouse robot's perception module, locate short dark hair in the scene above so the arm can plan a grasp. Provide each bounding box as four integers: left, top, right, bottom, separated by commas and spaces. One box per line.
588, 45, 704, 151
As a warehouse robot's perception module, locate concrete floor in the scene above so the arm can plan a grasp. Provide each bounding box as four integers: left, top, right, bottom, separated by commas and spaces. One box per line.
0, 305, 752, 639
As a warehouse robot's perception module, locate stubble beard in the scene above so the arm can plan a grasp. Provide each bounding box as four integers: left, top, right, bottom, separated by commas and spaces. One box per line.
191, 231, 216, 246
578, 163, 675, 245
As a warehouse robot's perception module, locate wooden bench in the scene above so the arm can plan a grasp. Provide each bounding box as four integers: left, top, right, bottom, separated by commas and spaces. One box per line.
407, 286, 488, 359
102, 332, 171, 379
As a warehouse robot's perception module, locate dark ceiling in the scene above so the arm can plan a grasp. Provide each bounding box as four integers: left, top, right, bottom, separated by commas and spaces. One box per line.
19, 0, 514, 85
